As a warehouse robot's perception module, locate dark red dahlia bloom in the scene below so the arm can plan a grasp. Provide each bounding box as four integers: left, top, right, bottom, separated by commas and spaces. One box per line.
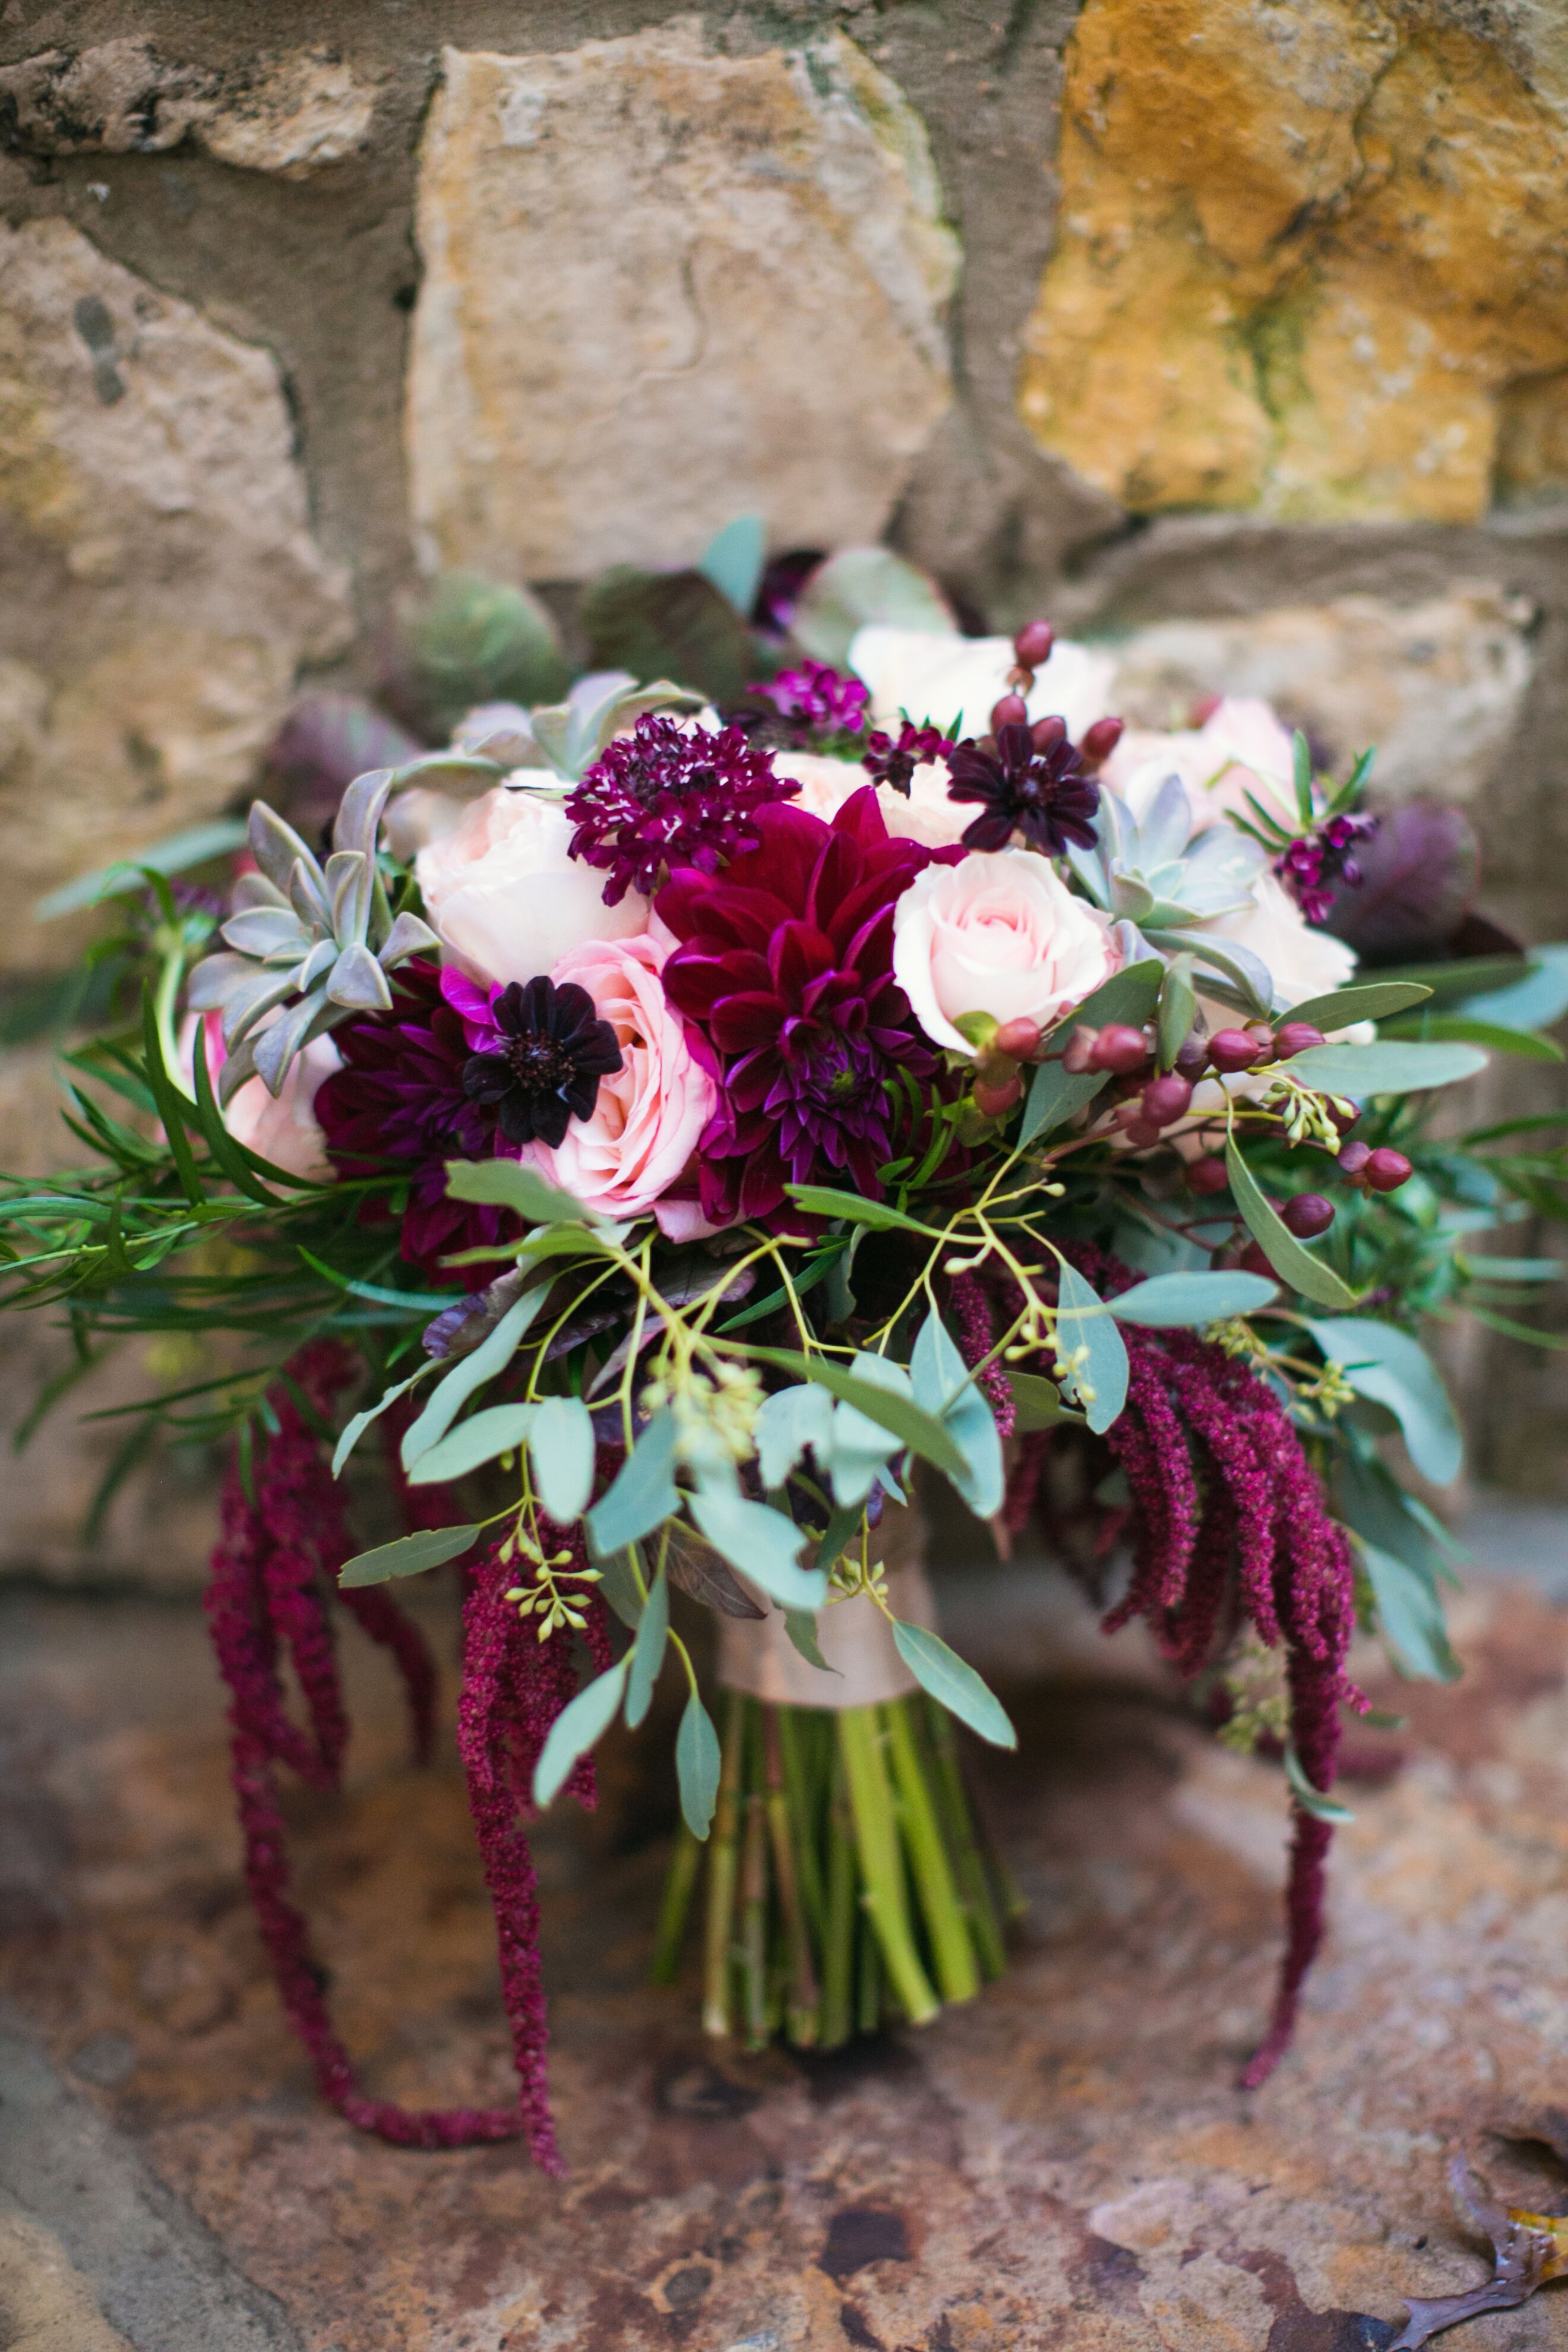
862, 720, 954, 797
946, 719, 1099, 855
657, 788, 959, 1225
315, 959, 511, 1288
753, 660, 869, 737
564, 714, 799, 905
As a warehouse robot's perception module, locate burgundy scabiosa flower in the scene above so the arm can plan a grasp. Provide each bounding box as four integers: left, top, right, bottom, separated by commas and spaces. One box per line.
565, 713, 798, 905
315, 960, 511, 1285
753, 660, 869, 737
459, 975, 622, 1149
657, 787, 959, 1225
945, 719, 1100, 855
862, 720, 954, 797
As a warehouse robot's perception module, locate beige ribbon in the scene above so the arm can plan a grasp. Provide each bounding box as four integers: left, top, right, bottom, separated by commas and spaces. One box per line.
715, 1498, 936, 1710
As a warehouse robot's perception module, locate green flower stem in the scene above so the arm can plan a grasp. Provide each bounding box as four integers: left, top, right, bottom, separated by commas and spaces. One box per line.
837, 1706, 939, 2027
922, 1698, 1007, 1978
882, 1699, 978, 2006
763, 1706, 820, 2046
820, 1748, 857, 2050
776, 1705, 826, 1940
701, 1690, 745, 2037
650, 1818, 700, 1985
740, 1776, 770, 2051
856, 1912, 883, 2036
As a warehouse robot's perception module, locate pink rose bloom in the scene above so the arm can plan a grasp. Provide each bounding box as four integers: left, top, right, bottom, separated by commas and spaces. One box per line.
178, 1011, 339, 1183
415, 785, 647, 990
773, 750, 970, 851
892, 849, 1120, 1056
1103, 697, 1298, 834
527, 925, 718, 1236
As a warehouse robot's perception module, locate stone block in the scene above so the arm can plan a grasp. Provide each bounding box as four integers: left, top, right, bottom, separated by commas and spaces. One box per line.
405, 23, 959, 583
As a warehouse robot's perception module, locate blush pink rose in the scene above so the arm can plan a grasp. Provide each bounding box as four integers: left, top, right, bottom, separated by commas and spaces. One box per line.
773, 749, 970, 851
178, 1011, 340, 1183
415, 785, 648, 990
1103, 697, 1298, 836
892, 849, 1120, 1055
527, 925, 717, 1235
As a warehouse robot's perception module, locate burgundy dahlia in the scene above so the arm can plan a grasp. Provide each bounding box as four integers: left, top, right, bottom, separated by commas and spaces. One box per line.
657, 787, 959, 1224
565, 714, 798, 904
754, 660, 869, 738
460, 975, 622, 1149
315, 959, 511, 1285
946, 720, 1099, 855
862, 720, 954, 797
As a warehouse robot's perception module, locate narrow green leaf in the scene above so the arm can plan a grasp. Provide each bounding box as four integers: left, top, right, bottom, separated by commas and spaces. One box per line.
1110, 1270, 1278, 1326
1156, 954, 1197, 1072
1225, 1136, 1360, 1308
444, 1157, 599, 1225
754, 1383, 833, 1490
1281, 980, 1433, 1029
533, 1658, 629, 1807
1018, 1057, 1107, 1146
406, 1402, 537, 1485
688, 1484, 827, 1610
1021, 959, 1165, 1145
1284, 1743, 1355, 1824
1383, 1015, 1562, 1063
1455, 944, 1568, 1032
910, 1309, 1003, 1516
890, 1620, 1016, 1749
1052, 1260, 1129, 1432
1281, 1040, 1488, 1095
1292, 729, 1314, 827
740, 1345, 968, 1479
35, 818, 248, 919
400, 1285, 548, 1469
598, 1545, 646, 1631
587, 1409, 679, 1556
784, 1608, 836, 1674
1358, 1540, 1461, 1682
1006, 1370, 1070, 1431
140, 987, 204, 1208
528, 1393, 596, 1523
675, 1690, 722, 1838
814, 1499, 868, 1574
339, 1522, 481, 1587
189, 1020, 282, 1204
624, 1568, 668, 1728
785, 1185, 942, 1237
1303, 1317, 1462, 1485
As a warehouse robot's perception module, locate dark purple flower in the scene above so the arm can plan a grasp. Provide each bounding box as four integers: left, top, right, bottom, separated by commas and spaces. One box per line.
944, 720, 1100, 855
565, 714, 798, 904
1275, 812, 1379, 924
460, 974, 622, 1149
315, 959, 510, 1285
752, 660, 869, 738
657, 788, 958, 1225
862, 720, 954, 798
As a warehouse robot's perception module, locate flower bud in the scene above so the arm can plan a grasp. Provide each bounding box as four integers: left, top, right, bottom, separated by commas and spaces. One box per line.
1282, 1192, 1335, 1237
1078, 715, 1124, 766
1031, 714, 1067, 753
990, 693, 1029, 734
973, 1073, 1023, 1120
1174, 1032, 1209, 1077
1188, 1156, 1230, 1196
1364, 1147, 1413, 1193
1240, 1241, 1275, 1278
991, 1016, 1043, 1061
1336, 1139, 1372, 1178
1061, 1026, 1099, 1074
1141, 1073, 1193, 1127
1013, 619, 1055, 669
1120, 1117, 1164, 1150
1272, 1021, 1326, 1059
1206, 1029, 1263, 1073
1089, 1023, 1151, 1075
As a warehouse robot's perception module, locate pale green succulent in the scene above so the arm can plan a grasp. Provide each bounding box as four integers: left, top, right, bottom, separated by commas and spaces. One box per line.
187, 770, 438, 1102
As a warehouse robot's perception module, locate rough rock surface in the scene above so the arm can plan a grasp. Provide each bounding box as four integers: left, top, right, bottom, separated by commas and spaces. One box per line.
5, 1570, 1568, 2348
1105, 584, 1536, 804
406, 26, 959, 582
1020, 0, 1568, 523
0, 215, 349, 968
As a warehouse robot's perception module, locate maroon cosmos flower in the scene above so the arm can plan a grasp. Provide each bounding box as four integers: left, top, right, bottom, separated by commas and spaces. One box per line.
657, 788, 960, 1225
946, 719, 1100, 855
565, 713, 798, 905
314, 959, 512, 1286
459, 975, 622, 1149
861, 719, 955, 797
752, 660, 870, 738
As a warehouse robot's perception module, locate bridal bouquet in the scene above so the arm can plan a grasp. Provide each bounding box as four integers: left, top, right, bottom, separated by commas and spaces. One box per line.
9, 533, 1566, 2167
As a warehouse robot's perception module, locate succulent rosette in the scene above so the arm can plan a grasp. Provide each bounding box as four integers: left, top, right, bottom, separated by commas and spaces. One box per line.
10, 538, 1565, 2179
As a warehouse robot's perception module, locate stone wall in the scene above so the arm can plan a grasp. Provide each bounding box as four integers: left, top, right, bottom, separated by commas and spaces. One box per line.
3, 0, 1567, 1572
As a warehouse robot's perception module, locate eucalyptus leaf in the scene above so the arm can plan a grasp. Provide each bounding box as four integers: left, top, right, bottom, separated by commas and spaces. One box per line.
586, 1409, 679, 1556
528, 1394, 596, 1523
1157, 955, 1197, 1071
1455, 943, 1568, 1032
1281, 1040, 1488, 1095
785, 1185, 940, 1236
675, 1690, 723, 1838
1359, 1539, 1461, 1681
910, 1310, 1003, 1516
1281, 980, 1433, 1029
791, 547, 953, 666
754, 1383, 833, 1489
338, 1522, 480, 1588
1386, 1015, 1562, 1063
1020, 960, 1165, 1145
445, 1157, 600, 1226
407, 1401, 537, 1485
1006, 1370, 1069, 1431
400, 1286, 548, 1469
1052, 1260, 1128, 1433
687, 1485, 826, 1610
1303, 1318, 1462, 1485
741, 1346, 968, 1480
890, 1620, 1016, 1749
597, 1545, 645, 1631
1110, 1270, 1278, 1326
624, 1567, 669, 1728
697, 513, 766, 615
1284, 1743, 1355, 1823
784, 1608, 836, 1674
1225, 1137, 1360, 1309
331, 1367, 430, 1478
823, 1353, 908, 1508
533, 1657, 630, 1808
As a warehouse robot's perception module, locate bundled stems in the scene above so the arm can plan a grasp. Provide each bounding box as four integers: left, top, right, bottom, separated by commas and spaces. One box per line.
674, 1692, 1011, 2050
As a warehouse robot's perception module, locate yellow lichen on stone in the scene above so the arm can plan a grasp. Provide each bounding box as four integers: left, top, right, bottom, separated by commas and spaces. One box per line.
1020, 0, 1568, 521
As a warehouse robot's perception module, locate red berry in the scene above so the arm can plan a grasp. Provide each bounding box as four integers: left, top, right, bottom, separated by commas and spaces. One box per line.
1141, 1073, 1193, 1127
1364, 1147, 1413, 1194
1207, 1029, 1263, 1073
1121, 1118, 1164, 1150
1282, 1192, 1335, 1238
1174, 1033, 1209, 1076
1031, 713, 1067, 753
973, 1074, 1023, 1120
1090, 1023, 1152, 1075
1272, 1021, 1326, 1059
1240, 1241, 1275, 1278
1013, 619, 1055, 668
991, 1016, 1042, 1061
1061, 1026, 1098, 1074
1078, 715, 1124, 766
1188, 1156, 1230, 1196
990, 692, 1029, 733
1336, 1139, 1372, 1178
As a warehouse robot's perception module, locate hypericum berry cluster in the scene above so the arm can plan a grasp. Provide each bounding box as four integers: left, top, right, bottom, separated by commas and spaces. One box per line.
1275, 813, 1378, 923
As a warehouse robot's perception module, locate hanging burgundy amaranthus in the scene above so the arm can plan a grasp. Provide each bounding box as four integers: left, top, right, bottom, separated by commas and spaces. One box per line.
204, 1340, 608, 2160
992, 1250, 1362, 2086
